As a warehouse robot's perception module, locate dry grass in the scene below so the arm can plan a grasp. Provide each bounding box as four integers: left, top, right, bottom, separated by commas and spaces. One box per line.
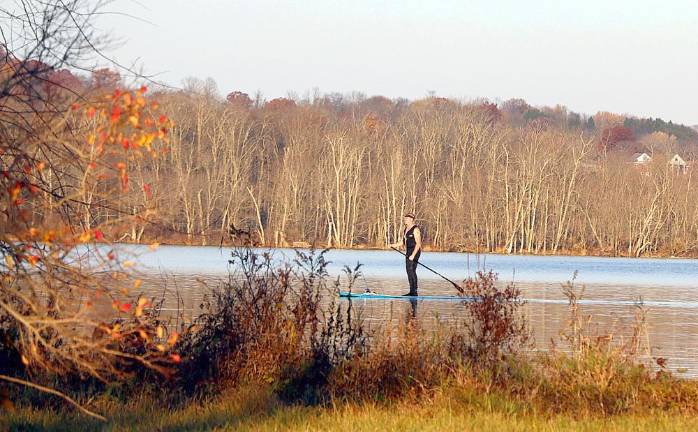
3, 384, 698, 432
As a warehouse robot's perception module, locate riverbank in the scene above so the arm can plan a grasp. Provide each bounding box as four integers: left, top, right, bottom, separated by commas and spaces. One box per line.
120, 235, 698, 260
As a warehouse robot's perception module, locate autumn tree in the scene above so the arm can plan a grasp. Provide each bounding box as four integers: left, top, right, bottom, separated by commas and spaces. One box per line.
265, 97, 297, 110
1, 0, 177, 419
226, 90, 252, 108
91, 68, 121, 90
599, 125, 635, 153
475, 101, 501, 124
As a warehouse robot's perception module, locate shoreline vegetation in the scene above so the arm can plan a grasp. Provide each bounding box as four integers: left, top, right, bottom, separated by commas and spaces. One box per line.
4, 248, 698, 431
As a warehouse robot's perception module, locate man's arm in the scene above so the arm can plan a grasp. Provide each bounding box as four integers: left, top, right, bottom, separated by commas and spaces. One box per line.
409, 228, 422, 260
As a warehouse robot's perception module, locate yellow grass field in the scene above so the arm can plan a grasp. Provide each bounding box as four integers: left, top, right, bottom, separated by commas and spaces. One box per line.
3, 386, 698, 432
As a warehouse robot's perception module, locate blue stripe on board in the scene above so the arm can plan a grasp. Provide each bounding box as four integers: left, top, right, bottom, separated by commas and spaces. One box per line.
339, 291, 475, 301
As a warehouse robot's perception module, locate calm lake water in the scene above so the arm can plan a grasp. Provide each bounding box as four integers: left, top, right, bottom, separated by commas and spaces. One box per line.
110, 245, 698, 376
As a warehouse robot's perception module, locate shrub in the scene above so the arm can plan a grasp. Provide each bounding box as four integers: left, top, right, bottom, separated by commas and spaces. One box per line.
452, 271, 529, 368
175, 248, 366, 396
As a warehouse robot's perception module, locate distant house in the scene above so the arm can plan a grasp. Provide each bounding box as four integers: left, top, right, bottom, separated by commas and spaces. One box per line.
631, 152, 652, 165
668, 154, 688, 174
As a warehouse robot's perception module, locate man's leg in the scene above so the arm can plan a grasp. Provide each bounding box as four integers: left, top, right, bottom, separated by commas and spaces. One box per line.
404, 258, 412, 294
406, 259, 418, 296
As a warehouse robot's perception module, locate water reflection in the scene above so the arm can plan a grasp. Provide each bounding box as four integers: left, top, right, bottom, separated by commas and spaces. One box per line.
124, 244, 698, 288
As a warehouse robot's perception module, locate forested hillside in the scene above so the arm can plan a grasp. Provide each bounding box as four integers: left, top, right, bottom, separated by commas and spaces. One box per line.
7, 60, 698, 256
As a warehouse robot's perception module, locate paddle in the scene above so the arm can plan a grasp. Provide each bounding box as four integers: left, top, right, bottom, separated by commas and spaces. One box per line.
390, 246, 461, 292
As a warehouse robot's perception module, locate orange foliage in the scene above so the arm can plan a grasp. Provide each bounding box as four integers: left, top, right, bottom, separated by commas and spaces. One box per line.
598, 125, 635, 152
1, 79, 180, 387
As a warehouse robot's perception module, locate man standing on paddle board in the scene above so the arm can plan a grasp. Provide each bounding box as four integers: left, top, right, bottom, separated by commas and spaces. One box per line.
390, 213, 422, 296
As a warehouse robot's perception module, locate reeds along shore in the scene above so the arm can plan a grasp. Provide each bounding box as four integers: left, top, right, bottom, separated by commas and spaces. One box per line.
3, 248, 698, 428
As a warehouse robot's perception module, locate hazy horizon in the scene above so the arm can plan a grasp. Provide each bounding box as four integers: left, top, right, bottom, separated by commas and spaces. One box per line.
99, 0, 697, 125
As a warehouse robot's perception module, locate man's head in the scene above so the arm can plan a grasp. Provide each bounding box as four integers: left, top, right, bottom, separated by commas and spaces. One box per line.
403, 213, 415, 226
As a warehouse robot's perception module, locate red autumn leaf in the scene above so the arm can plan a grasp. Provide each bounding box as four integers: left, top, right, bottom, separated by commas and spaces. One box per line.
143, 183, 152, 199
94, 230, 104, 240
111, 105, 121, 123
139, 85, 148, 94
121, 172, 129, 190
10, 182, 22, 200
86, 106, 97, 119
119, 303, 132, 313
170, 353, 181, 363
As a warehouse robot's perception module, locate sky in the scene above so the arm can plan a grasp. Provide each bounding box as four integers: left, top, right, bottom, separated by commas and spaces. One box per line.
99, 0, 698, 125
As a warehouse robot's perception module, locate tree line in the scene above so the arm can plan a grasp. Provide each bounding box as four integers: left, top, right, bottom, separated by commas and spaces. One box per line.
6, 59, 698, 256
65, 78, 692, 257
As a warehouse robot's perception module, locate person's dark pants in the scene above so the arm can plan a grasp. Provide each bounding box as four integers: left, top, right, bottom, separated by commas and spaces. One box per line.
405, 257, 419, 295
